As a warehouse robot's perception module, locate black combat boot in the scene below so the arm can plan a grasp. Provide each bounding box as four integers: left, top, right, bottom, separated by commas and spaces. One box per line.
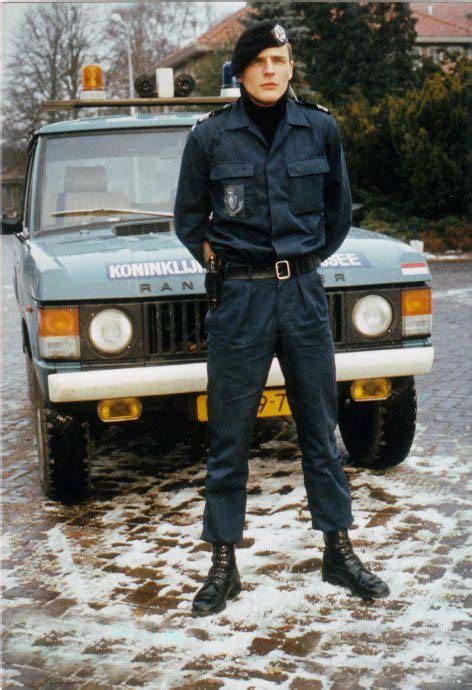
192, 543, 242, 616
322, 528, 390, 600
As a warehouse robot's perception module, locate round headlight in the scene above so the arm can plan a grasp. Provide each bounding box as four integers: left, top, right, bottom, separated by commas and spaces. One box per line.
352, 295, 393, 338
89, 309, 133, 354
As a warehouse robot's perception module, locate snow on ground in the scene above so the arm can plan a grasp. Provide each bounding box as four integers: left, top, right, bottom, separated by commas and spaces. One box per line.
2, 418, 471, 689
425, 251, 472, 262
432, 287, 472, 306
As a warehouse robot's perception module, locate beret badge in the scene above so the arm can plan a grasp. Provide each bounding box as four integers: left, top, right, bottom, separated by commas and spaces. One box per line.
271, 24, 288, 45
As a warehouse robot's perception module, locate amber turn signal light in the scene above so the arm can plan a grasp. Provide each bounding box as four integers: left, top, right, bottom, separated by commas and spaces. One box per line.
402, 287, 432, 315
402, 287, 432, 336
38, 307, 79, 336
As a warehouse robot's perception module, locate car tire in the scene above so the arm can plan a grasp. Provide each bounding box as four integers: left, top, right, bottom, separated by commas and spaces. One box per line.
338, 375, 417, 469
25, 350, 35, 405
30, 359, 92, 503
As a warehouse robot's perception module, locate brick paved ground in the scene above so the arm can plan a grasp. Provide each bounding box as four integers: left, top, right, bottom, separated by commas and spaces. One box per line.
1, 234, 471, 689
415, 261, 471, 455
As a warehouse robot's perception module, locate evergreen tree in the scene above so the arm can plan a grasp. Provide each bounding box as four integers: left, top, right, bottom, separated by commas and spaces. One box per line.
388, 58, 471, 216
247, 2, 418, 106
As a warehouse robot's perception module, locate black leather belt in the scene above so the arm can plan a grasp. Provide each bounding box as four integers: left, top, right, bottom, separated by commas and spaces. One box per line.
222, 253, 321, 280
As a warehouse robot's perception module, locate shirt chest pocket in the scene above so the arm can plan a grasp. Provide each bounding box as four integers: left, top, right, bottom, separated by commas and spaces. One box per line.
210, 162, 254, 219
287, 156, 330, 215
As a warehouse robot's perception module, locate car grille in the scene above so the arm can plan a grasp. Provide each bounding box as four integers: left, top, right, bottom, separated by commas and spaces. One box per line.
144, 291, 345, 361
145, 298, 208, 361
112, 219, 172, 236
328, 290, 345, 345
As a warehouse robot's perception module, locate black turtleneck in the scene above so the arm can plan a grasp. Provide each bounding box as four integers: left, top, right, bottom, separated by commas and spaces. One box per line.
240, 83, 289, 148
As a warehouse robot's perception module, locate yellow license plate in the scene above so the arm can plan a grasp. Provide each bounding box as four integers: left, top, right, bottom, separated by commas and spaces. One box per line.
196, 388, 292, 422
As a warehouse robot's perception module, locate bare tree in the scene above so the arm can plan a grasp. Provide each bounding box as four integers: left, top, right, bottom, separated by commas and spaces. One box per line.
102, 3, 221, 97
2, 3, 103, 149
2, 1, 225, 154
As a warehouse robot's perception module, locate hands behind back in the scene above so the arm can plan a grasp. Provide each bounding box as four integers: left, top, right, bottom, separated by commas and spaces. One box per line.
203, 240, 216, 267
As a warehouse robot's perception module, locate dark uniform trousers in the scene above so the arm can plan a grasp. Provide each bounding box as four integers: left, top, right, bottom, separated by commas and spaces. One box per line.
173, 97, 356, 545
201, 265, 354, 544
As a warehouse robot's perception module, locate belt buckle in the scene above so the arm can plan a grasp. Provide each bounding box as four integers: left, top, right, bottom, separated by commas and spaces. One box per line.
275, 260, 291, 280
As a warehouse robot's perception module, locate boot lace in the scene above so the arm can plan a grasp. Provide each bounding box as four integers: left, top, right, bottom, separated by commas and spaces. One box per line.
204, 545, 236, 586
329, 529, 364, 569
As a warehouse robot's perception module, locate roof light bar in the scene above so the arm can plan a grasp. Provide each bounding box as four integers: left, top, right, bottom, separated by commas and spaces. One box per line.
39, 96, 238, 111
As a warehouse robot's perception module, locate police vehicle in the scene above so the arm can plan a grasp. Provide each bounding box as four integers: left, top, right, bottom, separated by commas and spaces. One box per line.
11, 65, 434, 502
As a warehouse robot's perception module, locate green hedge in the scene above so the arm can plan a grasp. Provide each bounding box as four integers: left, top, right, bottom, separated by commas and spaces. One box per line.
337, 59, 471, 218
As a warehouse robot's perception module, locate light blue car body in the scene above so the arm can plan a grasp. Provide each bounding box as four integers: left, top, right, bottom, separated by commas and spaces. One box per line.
34, 113, 432, 295
14, 112, 433, 401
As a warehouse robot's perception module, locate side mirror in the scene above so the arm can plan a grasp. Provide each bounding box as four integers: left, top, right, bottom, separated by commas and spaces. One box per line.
1, 217, 23, 235
352, 203, 364, 224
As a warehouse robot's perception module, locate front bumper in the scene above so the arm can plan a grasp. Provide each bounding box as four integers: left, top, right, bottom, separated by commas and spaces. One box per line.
48, 345, 434, 403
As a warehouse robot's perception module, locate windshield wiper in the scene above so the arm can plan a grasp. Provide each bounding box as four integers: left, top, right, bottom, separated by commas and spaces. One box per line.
52, 208, 174, 218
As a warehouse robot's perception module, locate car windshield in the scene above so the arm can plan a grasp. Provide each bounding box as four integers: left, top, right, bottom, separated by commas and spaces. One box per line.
37, 128, 189, 232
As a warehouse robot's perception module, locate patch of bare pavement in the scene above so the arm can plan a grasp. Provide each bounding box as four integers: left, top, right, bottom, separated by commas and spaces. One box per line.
2, 236, 471, 689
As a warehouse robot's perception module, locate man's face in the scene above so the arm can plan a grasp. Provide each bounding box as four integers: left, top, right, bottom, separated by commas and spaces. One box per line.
237, 45, 293, 106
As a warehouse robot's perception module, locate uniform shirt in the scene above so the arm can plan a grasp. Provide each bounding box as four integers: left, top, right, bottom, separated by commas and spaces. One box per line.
173, 95, 352, 267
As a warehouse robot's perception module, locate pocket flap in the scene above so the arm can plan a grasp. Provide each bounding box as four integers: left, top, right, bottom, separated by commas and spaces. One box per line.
210, 162, 254, 180
287, 156, 330, 177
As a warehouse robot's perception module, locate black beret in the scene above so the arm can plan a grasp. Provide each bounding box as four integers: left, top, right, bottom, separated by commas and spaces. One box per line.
229, 20, 289, 79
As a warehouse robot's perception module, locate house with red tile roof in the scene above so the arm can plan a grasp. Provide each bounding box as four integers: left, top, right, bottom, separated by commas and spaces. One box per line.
158, 7, 246, 73
410, 3, 472, 64
157, 3, 471, 78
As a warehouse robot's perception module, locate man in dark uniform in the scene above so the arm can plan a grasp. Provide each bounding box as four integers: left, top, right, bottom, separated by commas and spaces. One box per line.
174, 20, 389, 616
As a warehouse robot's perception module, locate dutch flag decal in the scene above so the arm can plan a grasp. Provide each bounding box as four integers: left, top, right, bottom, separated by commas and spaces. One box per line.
400, 262, 429, 276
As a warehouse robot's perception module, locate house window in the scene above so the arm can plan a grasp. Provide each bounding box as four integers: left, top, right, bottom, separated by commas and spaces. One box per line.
411, 45, 423, 69
427, 46, 445, 64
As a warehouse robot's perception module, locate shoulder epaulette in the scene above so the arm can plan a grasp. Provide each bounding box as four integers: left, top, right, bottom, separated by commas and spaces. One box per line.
196, 102, 233, 125
295, 99, 331, 115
